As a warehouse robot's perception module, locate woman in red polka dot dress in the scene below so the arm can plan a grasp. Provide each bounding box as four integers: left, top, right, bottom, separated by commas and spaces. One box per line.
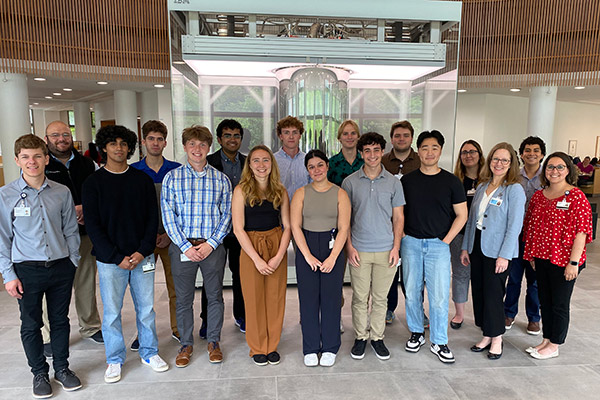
523, 152, 593, 360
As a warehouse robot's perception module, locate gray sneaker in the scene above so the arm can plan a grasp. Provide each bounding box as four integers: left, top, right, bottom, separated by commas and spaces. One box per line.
33, 373, 52, 399
54, 368, 82, 391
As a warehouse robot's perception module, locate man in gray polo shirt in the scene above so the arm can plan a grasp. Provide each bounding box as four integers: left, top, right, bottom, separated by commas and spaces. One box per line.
342, 132, 405, 361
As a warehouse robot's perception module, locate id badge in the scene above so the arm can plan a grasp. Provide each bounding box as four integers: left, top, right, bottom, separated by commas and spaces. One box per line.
467, 188, 476, 196
141, 254, 156, 273
489, 197, 503, 207
14, 206, 31, 217
329, 238, 335, 250
557, 200, 570, 210
180, 253, 191, 262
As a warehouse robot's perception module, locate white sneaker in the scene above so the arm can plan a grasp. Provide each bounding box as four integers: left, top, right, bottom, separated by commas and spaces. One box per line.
141, 354, 169, 372
104, 363, 121, 383
304, 353, 318, 367
320, 352, 336, 367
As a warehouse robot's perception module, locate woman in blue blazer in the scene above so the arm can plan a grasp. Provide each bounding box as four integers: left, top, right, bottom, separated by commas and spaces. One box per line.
460, 142, 526, 360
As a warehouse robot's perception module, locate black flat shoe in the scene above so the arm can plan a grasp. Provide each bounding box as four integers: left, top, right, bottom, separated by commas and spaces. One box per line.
450, 320, 463, 330
470, 343, 491, 352
488, 344, 503, 360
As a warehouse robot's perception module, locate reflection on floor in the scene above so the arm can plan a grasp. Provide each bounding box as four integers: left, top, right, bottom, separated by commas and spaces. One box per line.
1, 238, 600, 399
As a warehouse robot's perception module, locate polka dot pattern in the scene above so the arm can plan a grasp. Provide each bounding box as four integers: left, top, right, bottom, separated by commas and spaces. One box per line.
523, 188, 593, 267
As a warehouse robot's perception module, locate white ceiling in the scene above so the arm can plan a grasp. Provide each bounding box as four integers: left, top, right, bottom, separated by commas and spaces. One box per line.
458, 86, 600, 106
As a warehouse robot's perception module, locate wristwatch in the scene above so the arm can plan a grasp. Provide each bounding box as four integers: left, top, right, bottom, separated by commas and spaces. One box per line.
570, 261, 578, 266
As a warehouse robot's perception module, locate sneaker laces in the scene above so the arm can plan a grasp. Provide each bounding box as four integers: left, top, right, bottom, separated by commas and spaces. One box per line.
57, 368, 75, 378
409, 332, 422, 342
34, 374, 50, 384
438, 344, 450, 353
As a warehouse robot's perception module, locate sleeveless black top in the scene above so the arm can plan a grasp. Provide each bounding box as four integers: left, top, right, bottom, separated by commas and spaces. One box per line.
244, 200, 280, 231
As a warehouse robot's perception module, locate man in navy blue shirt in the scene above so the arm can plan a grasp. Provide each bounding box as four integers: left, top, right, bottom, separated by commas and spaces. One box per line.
131, 120, 181, 349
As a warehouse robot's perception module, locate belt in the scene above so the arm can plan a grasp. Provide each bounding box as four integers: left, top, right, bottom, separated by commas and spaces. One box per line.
187, 238, 207, 246
16, 257, 68, 268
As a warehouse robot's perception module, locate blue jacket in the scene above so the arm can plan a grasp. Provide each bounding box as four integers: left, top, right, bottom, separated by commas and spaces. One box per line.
461, 182, 526, 259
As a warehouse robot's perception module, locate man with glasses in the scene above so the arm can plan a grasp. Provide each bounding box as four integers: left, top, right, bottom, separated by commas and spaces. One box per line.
43, 121, 103, 358
197, 119, 247, 338
504, 136, 546, 335
274, 116, 311, 201
401, 130, 467, 364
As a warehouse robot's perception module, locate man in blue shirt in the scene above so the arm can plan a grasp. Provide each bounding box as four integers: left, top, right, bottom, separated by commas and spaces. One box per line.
0, 134, 82, 398
131, 120, 181, 349
274, 116, 311, 201
201, 119, 247, 336
162, 125, 232, 367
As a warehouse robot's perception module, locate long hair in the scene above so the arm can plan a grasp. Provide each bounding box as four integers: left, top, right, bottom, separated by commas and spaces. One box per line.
479, 142, 520, 186
539, 152, 579, 187
238, 145, 286, 209
454, 140, 485, 181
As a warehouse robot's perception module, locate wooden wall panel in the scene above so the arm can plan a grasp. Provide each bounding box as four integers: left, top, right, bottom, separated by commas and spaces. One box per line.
0, 0, 170, 82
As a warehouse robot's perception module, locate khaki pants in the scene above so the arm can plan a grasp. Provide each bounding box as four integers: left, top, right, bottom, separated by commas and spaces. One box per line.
240, 227, 287, 356
155, 245, 178, 336
42, 234, 101, 342
350, 251, 397, 341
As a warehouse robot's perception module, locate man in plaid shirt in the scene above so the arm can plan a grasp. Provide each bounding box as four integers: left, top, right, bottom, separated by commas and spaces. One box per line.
161, 125, 232, 367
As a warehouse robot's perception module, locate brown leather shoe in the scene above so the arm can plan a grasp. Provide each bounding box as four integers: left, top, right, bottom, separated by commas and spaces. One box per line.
175, 345, 193, 368
207, 342, 223, 363
505, 317, 515, 330
526, 321, 541, 335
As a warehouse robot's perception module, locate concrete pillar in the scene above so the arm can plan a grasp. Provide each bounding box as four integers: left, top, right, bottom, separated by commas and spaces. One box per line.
527, 86, 557, 153
32, 109, 46, 137
114, 90, 140, 162
74, 101, 92, 146
0, 73, 31, 183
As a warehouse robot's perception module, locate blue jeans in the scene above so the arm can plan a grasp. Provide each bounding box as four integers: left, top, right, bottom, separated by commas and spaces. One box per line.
402, 235, 451, 345
97, 258, 158, 364
504, 238, 540, 322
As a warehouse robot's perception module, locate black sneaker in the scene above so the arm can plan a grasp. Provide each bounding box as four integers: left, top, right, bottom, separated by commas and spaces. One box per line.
267, 351, 280, 365
43, 343, 53, 359
430, 343, 455, 363
88, 330, 104, 344
405, 332, 426, 353
253, 354, 268, 366
130, 337, 140, 351
199, 320, 207, 340
54, 368, 82, 391
33, 373, 52, 399
371, 340, 390, 360
351, 339, 367, 360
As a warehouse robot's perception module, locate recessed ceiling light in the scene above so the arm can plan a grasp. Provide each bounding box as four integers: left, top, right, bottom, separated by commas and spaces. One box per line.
33, 77, 46, 81
63, 88, 72, 91
44, 96, 53, 99
510, 88, 521, 92
33, 102, 39, 105
97, 81, 108, 85
457, 89, 467, 93
574, 86, 585, 90
53, 92, 62, 96
154, 84, 165, 88
173, 61, 186, 65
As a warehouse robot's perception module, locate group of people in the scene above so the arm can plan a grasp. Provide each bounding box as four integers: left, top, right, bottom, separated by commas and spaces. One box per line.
0, 115, 593, 399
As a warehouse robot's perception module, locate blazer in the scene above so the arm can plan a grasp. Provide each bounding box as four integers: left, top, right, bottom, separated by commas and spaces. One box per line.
462, 181, 526, 260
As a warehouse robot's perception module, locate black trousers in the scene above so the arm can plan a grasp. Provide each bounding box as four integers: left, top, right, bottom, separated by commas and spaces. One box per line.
14, 258, 75, 375
296, 230, 344, 355
535, 258, 579, 344
201, 235, 245, 322
470, 230, 510, 337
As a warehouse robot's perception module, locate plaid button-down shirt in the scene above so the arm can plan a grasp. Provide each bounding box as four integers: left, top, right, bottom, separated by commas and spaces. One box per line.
161, 162, 232, 253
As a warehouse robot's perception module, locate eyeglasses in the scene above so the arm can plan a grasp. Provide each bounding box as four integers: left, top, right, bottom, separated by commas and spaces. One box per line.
491, 157, 510, 165
222, 133, 241, 139
460, 150, 478, 156
546, 164, 567, 171
48, 133, 71, 139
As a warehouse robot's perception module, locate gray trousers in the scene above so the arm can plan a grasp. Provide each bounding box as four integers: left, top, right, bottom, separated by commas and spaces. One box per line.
450, 233, 470, 304
169, 243, 226, 345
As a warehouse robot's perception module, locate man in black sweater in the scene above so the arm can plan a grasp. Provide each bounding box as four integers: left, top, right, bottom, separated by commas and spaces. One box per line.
41, 121, 103, 356
82, 125, 168, 383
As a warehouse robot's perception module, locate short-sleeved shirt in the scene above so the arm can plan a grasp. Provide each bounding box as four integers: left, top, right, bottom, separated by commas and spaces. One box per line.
381, 148, 420, 178
274, 148, 311, 201
577, 162, 594, 175
327, 151, 363, 187
402, 168, 466, 239
519, 166, 543, 210
341, 167, 405, 252
523, 188, 593, 267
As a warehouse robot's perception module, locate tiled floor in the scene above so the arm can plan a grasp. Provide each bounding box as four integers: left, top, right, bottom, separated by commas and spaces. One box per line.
1, 234, 599, 399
